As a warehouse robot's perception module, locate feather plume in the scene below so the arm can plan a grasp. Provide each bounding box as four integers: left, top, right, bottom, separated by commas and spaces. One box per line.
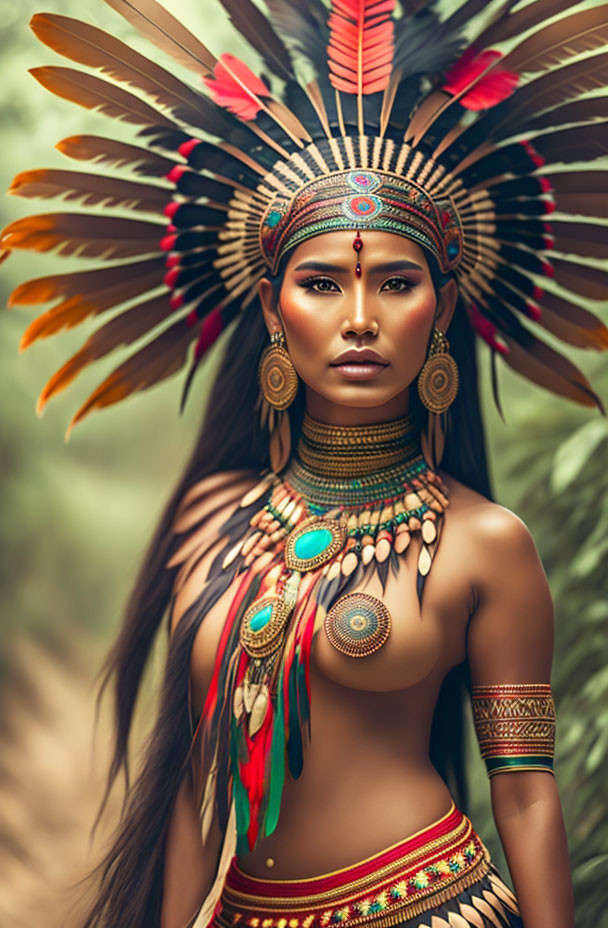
265, 0, 329, 69
203, 54, 271, 120
327, 0, 396, 99
501, 6, 608, 75
500, 330, 604, 411
29, 14, 207, 126
35, 293, 173, 407
9, 169, 169, 215
216, 0, 293, 80
503, 52, 608, 121
102, 0, 217, 75
393, 8, 463, 79
0, 214, 163, 260
478, 0, 583, 49
56, 135, 176, 176
521, 97, 608, 134
18, 261, 165, 348
538, 289, 608, 350
442, 48, 518, 111
29, 66, 176, 128
64, 316, 197, 437
8, 258, 163, 307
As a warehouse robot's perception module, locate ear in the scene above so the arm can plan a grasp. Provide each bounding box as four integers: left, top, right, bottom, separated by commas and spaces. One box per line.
434, 277, 458, 333
258, 277, 283, 337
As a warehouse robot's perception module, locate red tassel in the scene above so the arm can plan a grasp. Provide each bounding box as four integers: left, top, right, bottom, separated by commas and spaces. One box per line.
203, 53, 270, 120
443, 49, 518, 111
467, 303, 510, 355
194, 305, 224, 359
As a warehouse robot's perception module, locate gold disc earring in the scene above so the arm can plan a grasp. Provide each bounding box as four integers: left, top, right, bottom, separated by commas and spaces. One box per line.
258, 330, 299, 410
417, 328, 459, 414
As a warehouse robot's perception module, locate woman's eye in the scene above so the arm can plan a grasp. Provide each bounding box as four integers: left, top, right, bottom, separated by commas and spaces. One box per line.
299, 276, 340, 293
381, 277, 414, 292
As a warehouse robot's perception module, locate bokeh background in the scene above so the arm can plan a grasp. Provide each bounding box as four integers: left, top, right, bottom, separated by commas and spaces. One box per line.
0, 1, 606, 925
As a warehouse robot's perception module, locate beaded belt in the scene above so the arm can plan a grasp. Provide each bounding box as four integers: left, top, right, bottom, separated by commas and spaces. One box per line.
214, 803, 493, 928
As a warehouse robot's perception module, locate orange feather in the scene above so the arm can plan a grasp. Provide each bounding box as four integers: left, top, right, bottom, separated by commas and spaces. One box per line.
327, 0, 395, 96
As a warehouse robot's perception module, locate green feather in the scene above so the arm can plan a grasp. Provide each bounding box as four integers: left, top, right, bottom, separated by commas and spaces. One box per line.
265, 664, 286, 837
230, 713, 250, 848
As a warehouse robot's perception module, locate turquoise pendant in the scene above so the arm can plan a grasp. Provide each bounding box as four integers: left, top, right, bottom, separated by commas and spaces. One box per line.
240, 595, 292, 658
284, 516, 347, 572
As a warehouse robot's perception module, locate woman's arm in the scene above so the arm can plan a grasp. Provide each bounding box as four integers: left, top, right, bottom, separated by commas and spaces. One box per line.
467, 506, 575, 928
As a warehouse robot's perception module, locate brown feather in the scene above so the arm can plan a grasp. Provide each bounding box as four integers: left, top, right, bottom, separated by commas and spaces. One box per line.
102, 0, 216, 75
30, 13, 207, 125
64, 316, 198, 436
501, 332, 603, 410
537, 289, 608, 350
501, 52, 608, 120
9, 257, 164, 306
1, 213, 164, 260
552, 256, 608, 301
551, 219, 608, 262
476, 0, 569, 48
36, 293, 173, 408
56, 135, 177, 176
19, 263, 166, 348
29, 66, 176, 127
522, 96, 608, 132
9, 169, 170, 214
501, 6, 608, 74
216, 0, 293, 80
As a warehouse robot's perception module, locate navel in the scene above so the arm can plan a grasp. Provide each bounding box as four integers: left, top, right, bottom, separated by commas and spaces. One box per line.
324, 592, 391, 658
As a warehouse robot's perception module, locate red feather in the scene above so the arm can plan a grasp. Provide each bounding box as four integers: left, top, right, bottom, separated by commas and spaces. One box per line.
327, 0, 395, 96
443, 48, 518, 111
203, 53, 270, 120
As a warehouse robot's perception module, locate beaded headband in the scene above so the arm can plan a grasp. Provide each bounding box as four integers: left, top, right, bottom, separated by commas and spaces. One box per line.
2, 0, 607, 434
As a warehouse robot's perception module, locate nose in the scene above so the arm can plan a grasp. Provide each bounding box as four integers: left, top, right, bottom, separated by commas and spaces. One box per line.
340, 289, 379, 338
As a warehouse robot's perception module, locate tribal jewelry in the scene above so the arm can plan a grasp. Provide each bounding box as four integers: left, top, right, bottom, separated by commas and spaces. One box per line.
4, 1, 607, 436
325, 592, 391, 658
471, 684, 556, 778
353, 230, 363, 278
225, 413, 449, 601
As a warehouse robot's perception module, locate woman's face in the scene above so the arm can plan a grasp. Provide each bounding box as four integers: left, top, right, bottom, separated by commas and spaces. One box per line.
258, 230, 457, 423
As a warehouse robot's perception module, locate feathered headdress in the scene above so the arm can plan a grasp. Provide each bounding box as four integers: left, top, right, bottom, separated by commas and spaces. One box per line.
2, 0, 608, 438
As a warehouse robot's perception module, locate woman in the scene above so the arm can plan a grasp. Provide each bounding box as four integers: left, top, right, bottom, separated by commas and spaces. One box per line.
2, 1, 606, 927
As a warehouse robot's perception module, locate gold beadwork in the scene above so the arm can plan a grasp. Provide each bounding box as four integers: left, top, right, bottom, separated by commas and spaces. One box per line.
325, 592, 391, 658
471, 683, 556, 777
417, 328, 459, 415
240, 595, 293, 658
259, 331, 299, 411
298, 412, 420, 478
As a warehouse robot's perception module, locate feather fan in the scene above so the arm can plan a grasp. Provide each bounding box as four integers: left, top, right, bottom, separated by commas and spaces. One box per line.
30, 66, 177, 128
0, 214, 163, 260
64, 315, 198, 437
501, 5, 608, 75
30, 14, 207, 126
9, 169, 170, 215
102, 0, 217, 75
56, 135, 176, 176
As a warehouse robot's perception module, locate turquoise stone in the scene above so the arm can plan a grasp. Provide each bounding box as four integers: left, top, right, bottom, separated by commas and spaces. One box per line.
294, 527, 333, 561
250, 603, 272, 632
265, 210, 282, 228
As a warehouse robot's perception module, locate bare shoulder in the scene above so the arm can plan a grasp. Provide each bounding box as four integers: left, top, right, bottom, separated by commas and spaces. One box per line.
168, 468, 269, 634
441, 470, 535, 545
440, 473, 554, 681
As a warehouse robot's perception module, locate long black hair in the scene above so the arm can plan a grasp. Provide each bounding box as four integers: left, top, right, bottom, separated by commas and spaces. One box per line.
82, 256, 493, 926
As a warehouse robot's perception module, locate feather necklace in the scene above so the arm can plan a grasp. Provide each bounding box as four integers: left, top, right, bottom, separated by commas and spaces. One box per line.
200, 412, 449, 853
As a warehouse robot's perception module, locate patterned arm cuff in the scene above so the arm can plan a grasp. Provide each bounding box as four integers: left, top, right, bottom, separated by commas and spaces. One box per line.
471, 683, 556, 778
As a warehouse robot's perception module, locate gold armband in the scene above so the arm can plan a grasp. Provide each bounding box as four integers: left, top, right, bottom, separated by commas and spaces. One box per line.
471, 684, 556, 777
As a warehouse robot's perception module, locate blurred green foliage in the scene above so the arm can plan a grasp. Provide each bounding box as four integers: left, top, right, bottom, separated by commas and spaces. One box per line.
0, 0, 606, 924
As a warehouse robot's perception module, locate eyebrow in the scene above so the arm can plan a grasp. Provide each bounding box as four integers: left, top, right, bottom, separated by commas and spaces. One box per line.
293, 259, 424, 273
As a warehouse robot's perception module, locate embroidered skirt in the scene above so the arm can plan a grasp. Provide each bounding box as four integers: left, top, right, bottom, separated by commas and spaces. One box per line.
212, 803, 523, 928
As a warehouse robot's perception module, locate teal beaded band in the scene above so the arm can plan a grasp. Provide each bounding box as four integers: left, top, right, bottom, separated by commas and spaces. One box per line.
485, 756, 555, 777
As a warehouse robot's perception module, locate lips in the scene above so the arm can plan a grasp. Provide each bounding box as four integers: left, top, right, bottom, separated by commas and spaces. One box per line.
330, 348, 389, 366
